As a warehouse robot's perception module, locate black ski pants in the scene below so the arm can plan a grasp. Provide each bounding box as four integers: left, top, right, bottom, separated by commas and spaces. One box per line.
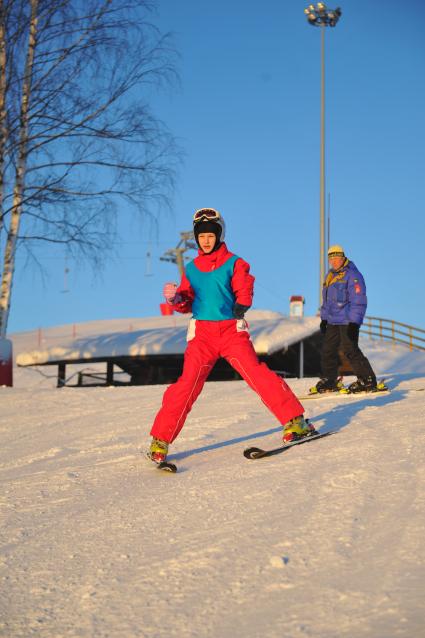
321, 324, 375, 381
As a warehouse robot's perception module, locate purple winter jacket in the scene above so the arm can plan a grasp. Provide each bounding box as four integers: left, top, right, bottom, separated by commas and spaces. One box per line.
320, 260, 367, 326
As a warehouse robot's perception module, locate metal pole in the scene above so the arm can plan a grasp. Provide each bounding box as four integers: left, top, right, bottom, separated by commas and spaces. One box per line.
175, 250, 185, 278
305, 4, 341, 307
327, 192, 331, 256
299, 340, 304, 379
320, 24, 326, 308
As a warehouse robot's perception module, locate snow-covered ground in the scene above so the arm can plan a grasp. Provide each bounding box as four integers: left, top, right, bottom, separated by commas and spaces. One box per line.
1, 337, 425, 637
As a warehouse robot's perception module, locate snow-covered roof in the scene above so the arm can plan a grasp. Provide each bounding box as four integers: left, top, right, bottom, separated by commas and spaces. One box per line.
14, 310, 320, 367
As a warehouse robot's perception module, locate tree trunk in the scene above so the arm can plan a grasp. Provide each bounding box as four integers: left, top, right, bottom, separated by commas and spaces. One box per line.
0, 0, 7, 238
0, 0, 38, 337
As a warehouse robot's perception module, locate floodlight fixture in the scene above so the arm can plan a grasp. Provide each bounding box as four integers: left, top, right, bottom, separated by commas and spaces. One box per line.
317, 2, 327, 16
304, 3, 342, 27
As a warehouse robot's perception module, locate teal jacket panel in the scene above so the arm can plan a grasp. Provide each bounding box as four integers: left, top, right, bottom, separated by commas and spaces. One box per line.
185, 255, 239, 320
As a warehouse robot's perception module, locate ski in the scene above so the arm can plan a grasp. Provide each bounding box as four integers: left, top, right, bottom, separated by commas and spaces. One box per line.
297, 388, 390, 401
244, 431, 335, 459
157, 461, 177, 473
298, 379, 389, 401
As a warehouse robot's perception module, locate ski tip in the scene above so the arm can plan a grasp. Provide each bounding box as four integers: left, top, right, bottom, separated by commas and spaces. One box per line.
158, 461, 177, 473
243, 447, 264, 459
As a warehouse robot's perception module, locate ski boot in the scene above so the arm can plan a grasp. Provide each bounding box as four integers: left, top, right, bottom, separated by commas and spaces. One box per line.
147, 437, 169, 464
309, 377, 344, 395
346, 376, 378, 394
282, 415, 317, 443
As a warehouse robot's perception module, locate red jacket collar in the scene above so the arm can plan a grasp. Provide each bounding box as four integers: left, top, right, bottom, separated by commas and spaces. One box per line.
195, 242, 233, 269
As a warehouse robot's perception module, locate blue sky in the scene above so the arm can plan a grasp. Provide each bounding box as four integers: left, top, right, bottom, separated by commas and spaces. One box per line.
9, 0, 425, 334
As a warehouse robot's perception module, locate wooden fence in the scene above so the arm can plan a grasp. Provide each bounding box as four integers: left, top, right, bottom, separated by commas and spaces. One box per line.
361, 316, 425, 352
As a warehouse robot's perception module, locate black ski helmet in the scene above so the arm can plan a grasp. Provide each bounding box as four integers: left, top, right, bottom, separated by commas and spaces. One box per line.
193, 208, 226, 250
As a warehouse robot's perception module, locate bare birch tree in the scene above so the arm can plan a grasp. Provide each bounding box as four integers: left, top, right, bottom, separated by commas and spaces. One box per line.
0, 0, 178, 336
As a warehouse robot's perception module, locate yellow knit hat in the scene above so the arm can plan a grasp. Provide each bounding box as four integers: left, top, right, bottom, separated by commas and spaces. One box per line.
328, 244, 345, 257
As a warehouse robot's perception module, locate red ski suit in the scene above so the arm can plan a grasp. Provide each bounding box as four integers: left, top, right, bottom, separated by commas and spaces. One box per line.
150, 243, 304, 443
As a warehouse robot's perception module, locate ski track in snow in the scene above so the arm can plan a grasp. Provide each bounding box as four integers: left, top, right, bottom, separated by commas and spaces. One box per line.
1, 368, 425, 638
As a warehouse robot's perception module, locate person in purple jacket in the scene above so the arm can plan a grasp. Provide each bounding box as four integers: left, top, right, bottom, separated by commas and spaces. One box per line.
311, 244, 378, 394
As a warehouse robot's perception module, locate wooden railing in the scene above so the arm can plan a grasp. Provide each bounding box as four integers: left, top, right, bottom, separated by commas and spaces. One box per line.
361, 316, 425, 352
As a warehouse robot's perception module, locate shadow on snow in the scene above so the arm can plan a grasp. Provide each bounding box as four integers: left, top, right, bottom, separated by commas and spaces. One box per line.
168, 373, 424, 462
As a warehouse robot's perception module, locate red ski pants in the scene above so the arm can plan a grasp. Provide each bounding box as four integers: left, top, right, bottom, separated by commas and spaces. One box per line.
150, 319, 304, 444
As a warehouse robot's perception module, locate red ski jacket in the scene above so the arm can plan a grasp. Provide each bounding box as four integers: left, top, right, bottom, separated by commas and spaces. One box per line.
170, 243, 254, 315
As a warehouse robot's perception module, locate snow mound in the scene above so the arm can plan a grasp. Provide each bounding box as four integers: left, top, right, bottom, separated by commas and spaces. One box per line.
12, 312, 320, 366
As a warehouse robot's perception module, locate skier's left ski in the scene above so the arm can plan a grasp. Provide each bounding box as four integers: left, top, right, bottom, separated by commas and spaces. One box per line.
244, 431, 335, 459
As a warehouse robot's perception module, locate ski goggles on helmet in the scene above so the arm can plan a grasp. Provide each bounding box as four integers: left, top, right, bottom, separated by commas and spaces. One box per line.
193, 208, 221, 223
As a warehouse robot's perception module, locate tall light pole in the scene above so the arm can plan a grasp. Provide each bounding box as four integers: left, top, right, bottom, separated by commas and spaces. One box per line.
304, 3, 341, 308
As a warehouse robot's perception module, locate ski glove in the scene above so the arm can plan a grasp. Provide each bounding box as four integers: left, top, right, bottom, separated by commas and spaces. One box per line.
233, 303, 250, 319
346, 322, 359, 341
320, 319, 328, 334
163, 282, 178, 304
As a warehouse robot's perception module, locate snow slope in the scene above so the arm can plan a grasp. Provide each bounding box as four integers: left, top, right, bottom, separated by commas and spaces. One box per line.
1, 360, 425, 637
0, 370, 425, 638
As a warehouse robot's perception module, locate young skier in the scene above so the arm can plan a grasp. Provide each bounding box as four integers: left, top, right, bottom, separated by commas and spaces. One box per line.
310, 244, 379, 394
147, 208, 316, 464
